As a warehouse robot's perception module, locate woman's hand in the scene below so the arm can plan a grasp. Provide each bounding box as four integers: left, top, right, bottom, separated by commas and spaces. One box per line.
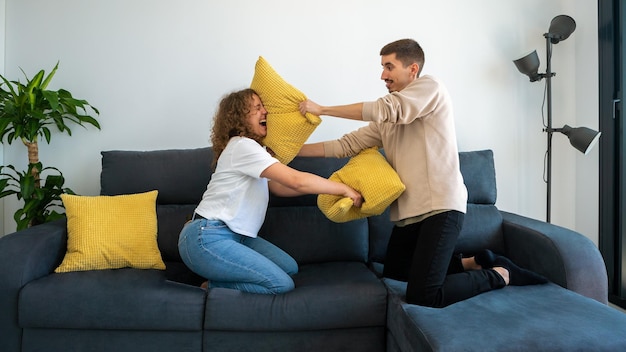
299, 99, 322, 116
344, 186, 364, 208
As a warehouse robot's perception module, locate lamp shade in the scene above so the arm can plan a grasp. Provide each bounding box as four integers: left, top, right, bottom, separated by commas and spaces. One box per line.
513, 50, 542, 82
560, 125, 601, 155
548, 15, 576, 44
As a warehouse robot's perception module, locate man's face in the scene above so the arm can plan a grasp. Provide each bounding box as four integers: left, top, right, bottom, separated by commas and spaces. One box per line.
380, 53, 418, 93
247, 93, 268, 138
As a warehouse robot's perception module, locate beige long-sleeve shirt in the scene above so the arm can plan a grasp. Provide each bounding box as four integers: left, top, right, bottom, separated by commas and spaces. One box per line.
323, 75, 467, 222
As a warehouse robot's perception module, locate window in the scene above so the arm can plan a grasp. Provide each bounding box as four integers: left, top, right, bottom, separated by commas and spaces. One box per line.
598, 0, 626, 309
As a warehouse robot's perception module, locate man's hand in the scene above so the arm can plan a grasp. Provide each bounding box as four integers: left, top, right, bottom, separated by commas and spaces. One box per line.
299, 100, 364, 121
299, 99, 323, 116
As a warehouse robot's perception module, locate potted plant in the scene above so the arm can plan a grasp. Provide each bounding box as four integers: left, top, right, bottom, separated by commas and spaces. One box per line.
0, 62, 100, 230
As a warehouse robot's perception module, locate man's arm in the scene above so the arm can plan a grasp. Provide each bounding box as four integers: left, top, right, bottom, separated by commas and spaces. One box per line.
299, 100, 364, 121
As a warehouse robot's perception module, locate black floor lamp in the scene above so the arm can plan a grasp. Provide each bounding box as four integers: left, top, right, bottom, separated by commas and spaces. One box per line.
513, 15, 602, 223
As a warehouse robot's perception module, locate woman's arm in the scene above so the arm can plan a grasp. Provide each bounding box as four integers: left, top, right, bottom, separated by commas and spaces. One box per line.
297, 142, 325, 157
263, 162, 363, 207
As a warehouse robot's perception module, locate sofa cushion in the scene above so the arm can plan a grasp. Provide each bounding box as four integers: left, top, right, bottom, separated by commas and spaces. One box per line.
250, 56, 322, 165
269, 155, 350, 207
259, 206, 368, 265
455, 204, 505, 255
156, 204, 197, 262
19, 269, 205, 331
100, 147, 212, 205
204, 262, 387, 331
384, 278, 626, 352
367, 208, 395, 264
459, 149, 497, 205
55, 191, 166, 273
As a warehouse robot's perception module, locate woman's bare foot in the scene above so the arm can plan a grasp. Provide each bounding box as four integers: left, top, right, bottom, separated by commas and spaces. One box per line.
200, 281, 209, 290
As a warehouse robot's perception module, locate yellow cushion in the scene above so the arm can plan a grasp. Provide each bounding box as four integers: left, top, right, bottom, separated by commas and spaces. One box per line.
55, 191, 166, 273
318, 148, 406, 223
250, 56, 321, 164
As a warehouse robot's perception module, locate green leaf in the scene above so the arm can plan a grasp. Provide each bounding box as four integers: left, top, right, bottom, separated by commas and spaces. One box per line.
40, 61, 59, 90
25, 70, 45, 109
19, 174, 35, 198
0, 74, 18, 100
41, 90, 59, 111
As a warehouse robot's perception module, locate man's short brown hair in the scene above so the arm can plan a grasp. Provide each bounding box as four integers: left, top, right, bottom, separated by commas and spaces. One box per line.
380, 39, 425, 76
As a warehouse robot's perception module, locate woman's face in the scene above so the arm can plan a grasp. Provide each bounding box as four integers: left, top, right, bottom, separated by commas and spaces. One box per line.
246, 93, 268, 138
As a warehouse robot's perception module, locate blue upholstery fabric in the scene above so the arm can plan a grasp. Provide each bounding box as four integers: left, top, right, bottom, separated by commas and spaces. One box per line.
100, 147, 212, 204
19, 269, 205, 330
203, 328, 385, 352
385, 278, 626, 352
0, 220, 67, 352
259, 207, 369, 264
459, 149, 497, 205
22, 330, 202, 352
367, 208, 395, 264
156, 204, 197, 261
455, 150, 504, 255
204, 262, 386, 331
456, 204, 504, 255
501, 211, 609, 303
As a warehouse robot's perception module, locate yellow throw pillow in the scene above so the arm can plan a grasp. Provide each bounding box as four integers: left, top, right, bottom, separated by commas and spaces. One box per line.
318, 148, 406, 223
55, 190, 166, 273
250, 56, 322, 164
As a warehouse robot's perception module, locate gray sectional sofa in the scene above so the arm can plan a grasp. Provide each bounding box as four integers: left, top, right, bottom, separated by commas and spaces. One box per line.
1, 147, 626, 352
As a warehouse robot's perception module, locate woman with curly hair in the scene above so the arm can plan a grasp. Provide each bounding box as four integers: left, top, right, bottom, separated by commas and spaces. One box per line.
178, 88, 363, 294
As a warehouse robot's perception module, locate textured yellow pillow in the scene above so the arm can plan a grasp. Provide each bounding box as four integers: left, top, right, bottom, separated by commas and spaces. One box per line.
250, 56, 322, 164
318, 148, 406, 223
55, 190, 166, 273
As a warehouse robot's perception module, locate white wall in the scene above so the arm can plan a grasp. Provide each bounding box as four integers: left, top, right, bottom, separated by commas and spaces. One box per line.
1, 0, 600, 243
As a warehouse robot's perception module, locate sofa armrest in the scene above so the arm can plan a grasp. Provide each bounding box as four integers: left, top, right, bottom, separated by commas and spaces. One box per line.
0, 219, 68, 352
500, 211, 608, 304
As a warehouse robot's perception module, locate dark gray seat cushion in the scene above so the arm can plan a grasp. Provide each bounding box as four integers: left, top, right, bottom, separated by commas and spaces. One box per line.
19, 269, 206, 331
205, 262, 387, 331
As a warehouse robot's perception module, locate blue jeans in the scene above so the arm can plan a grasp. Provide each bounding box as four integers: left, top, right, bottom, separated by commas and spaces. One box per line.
178, 218, 298, 294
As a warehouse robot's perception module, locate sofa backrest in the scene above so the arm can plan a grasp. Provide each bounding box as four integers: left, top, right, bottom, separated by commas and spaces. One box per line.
280, 149, 505, 264
100, 147, 213, 263
99, 147, 504, 268
260, 156, 370, 265
456, 149, 504, 255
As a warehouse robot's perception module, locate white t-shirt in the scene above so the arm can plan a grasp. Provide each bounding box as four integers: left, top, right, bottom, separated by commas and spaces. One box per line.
195, 137, 279, 237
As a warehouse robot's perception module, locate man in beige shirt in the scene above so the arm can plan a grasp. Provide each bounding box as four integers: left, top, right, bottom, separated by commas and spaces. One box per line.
298, 38, 546, 307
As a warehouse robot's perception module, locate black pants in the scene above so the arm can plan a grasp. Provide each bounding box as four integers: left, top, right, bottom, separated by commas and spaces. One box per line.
383, 210, 504, 308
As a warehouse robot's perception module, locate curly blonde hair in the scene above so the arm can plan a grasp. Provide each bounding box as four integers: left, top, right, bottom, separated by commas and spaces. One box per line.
210, 88, 263, 169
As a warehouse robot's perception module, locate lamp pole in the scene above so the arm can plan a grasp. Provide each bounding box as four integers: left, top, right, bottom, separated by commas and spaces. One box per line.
545, 35, 554, 223
543, 34, 558, 223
